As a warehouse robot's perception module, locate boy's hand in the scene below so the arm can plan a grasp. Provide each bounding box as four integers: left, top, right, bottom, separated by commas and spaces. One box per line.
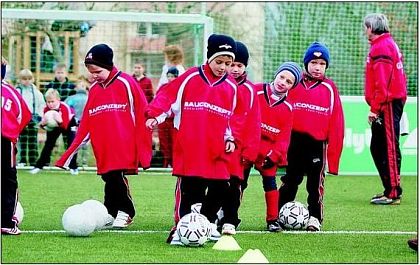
225, 140, 235, 153
145, 118, 158, 129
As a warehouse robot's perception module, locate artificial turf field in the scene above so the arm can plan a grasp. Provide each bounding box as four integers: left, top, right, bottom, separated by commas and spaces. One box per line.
1, 170, 418, 264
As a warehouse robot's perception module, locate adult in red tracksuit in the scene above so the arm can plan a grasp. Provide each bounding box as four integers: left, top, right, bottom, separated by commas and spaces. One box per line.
220, 41, 261, 233
56, 44, 152, 228
244, 62, 302, 232
363, 13, 407, 205
1, 58, 32, 235
279, 42, 344, 231
145, 34, 238, 242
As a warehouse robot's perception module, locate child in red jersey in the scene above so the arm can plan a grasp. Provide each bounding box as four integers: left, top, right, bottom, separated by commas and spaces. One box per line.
56, 44, 152, 229
132, 61, 154, 103
30, 88, 79, 175
1, 57, 32, 235
278, 42, 344, 232
242, 62, 302, 233
145, 34, 238, 244
218, 41, 261, 235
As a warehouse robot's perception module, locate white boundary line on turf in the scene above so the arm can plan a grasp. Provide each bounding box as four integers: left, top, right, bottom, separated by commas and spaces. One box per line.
22, 230, 417, 235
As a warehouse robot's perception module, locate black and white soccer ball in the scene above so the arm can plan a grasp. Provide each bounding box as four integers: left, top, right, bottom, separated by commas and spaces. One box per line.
176, 213, 210, 247
279, 201, 309, 230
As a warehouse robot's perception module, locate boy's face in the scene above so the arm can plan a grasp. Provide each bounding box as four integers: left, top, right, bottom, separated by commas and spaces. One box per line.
227, 61, 246, 79
167, 73, 177, 82
46, 96, 60, 110
307, 59, 326, 79
208, 55, 233, 77
133, 64, 144, 76
273, 70, 295, 93
19, 76, 33, 86
55, 67, 67, 82
86, 64, 110, 83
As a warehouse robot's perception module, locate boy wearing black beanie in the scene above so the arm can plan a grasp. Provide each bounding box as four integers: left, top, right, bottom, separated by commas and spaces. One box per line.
57, 43, 152, 229
278, 41, 344, 231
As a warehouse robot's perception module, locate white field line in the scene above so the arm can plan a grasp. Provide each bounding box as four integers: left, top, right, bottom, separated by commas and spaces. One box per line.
22, 230, 417, 235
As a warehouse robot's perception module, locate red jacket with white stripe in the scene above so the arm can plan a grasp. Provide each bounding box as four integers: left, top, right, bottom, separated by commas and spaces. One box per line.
364, 33, 407, 114
1, 80, 31, 142
43, 102, 74, 130
56, 67, 152, 174
287, 76, 344, 175
253, 83, 293, 176
146, 64, 237, 180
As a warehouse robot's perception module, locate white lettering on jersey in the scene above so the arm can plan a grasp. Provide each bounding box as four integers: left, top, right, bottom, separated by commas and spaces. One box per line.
88, 103, 128, 116
293, 102, 329, 114
184, 101, 232, 117
261, 122, 280, 134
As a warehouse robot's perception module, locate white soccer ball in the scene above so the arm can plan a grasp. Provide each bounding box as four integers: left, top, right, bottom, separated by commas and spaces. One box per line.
190, 203, 202, 213
80, 200, 109, 230
279, 201, 310, 230
62, 204, 96, 237
44, 110, 59, 131
13, 201, 24, 225
176, 213, 211, 247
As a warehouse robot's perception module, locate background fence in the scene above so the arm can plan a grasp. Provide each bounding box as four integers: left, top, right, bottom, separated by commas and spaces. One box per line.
1, 2, 417, 170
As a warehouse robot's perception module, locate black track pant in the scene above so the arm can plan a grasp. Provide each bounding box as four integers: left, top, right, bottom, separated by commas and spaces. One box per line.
370, 99, 404, 199
278, 132, 326, 223
18, 120, 39, 166
101, 171, 135, 218
1, 137, 18, 228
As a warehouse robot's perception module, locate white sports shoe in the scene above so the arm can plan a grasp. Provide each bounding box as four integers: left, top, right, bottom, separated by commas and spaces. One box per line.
169, 231, 183, 246
70, 169, 79, 175
208, 223, 221, 241
30, 167, 41, 174
306, 216, 321, 231
222, 223, 236, 235
112, 210, 133, 229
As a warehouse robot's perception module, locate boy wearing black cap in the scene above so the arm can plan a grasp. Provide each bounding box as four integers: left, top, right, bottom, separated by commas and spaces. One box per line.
218, 41, 261, 235
145, 34, 238, 244
278, 42, 344, 231
239, 62, 302, 232
56, 44, 152, 229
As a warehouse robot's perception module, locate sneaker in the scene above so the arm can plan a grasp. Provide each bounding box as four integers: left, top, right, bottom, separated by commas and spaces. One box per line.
1, 226, 21, 235
112, 210, 133, 229
100, 214, 115, 230
208, 223, 221, 242
30, 167, 41, 174
370, 196, 401, 205
371, 193, 384, 200
166, 227, 183, 245
70, 169, 79, 175
222, 223, 236, 235
266, 220, 282, 232
190, 203, 202, 213
306, 216, 321, 231
17, 162, 26, 167
408, 238, 418, 251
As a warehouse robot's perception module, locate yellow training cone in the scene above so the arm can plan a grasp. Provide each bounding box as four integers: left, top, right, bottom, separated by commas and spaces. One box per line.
212, 235, 242, 251
237, 249, 269, 263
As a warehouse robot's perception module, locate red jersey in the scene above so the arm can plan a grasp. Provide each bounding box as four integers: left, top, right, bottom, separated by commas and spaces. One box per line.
253, 83, 293, 176
43, 102, 75, 130
56, 67, 152, 174
364, 33, 407, 114
133, 75, 154, 103
146, 64, 237, 180
1, 80, 31, 142
287, 76, 344, 174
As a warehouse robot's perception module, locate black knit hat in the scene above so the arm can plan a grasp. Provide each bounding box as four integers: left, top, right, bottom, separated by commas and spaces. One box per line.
166, 66, 179, 77
234, 41, 249, 66
207, 34, 236, 63
84, 44, 114, 71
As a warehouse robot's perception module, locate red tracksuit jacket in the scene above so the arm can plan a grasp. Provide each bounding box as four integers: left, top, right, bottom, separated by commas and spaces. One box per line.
1, 80, 31, 142
287, 76, 344, 174
146, 63, 237, 180
228, 74, 261, 179
56, 67, 152, 174
253, 83, 293, 176
43, 102, 74, 130
364, 33, 407, 114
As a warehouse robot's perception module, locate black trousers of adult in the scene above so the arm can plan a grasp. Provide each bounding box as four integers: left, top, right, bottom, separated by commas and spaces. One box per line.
175, 176, 229, 223
370, 99, 404, 199
278, 131, 326, 223
1, 137, 18, 228
101, 170, 135, 218
19, 120, 39, 166
35, 124, 77, 169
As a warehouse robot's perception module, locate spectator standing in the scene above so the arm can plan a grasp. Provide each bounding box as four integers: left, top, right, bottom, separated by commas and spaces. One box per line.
16, 69, 46, 166
363, 13, 407, 205
157, 45, 185, 90
133, 61, 154, 103
45, 62, 75, 101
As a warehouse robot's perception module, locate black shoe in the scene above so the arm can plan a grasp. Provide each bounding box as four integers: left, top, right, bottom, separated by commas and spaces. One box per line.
408, 238, 418, 251
266, 220, 282, 232
166, 227, 176, 244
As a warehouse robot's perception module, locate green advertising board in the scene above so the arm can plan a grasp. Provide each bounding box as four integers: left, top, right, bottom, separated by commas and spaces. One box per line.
340, 96, 417, 175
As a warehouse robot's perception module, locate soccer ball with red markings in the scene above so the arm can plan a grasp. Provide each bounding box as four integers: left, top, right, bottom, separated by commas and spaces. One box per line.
279, 201, 309, 230
176, 213, 210, 247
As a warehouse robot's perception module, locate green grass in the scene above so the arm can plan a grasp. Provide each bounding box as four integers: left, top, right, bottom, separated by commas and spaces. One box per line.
1, 170, 418, 263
